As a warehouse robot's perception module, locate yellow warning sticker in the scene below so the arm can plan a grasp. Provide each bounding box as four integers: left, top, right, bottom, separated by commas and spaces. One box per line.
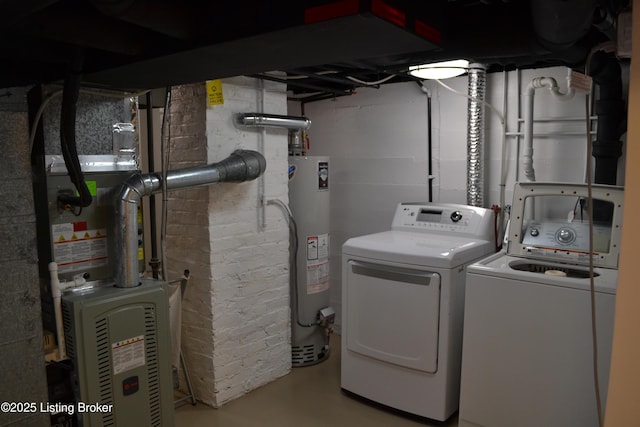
206, 80, 224, 106
58, 235, 66, 242
84, 232, 91, 238
71, 233, 78, 240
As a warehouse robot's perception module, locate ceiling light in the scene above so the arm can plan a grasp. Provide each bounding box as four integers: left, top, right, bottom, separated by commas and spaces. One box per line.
408, 59, 470, 80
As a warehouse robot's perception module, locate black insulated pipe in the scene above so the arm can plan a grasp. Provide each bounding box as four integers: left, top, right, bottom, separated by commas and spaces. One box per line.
58, 55, 93, 209
589, 51, 625, 221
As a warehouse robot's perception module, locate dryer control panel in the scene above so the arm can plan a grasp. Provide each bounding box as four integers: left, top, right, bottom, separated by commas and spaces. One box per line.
391, 203, 493, 240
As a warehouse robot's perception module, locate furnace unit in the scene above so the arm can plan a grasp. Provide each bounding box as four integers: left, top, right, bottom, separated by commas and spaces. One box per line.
62, 279, 175, 426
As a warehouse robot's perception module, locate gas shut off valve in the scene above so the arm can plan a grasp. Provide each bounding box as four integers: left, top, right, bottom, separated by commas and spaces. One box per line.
318, 306, 336, 335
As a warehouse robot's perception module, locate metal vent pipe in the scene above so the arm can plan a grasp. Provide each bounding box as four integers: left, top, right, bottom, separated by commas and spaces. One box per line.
467, 63, 487, 207
113, 149, 267, 288
235, 113, 311, 130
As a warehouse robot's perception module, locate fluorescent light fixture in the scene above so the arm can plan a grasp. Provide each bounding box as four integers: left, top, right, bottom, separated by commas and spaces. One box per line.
408, 59, 470, 80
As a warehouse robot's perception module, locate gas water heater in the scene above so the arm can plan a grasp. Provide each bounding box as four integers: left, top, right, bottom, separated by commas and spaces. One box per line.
288, 155, 334, 367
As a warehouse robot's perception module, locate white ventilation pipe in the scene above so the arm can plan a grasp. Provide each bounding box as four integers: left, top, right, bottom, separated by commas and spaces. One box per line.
522, 72, 575, 182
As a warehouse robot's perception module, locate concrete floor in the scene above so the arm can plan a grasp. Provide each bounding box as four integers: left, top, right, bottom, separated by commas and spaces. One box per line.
175, 337, 459, 427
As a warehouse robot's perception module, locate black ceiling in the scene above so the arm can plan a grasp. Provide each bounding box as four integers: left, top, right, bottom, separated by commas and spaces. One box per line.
0, 0, 630, 101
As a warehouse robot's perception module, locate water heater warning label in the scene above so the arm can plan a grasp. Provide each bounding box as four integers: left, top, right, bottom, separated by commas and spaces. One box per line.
52, 223, 108, 274
306, 261, 329, 295
112, 336, 145, 375
306, 233, 329, 294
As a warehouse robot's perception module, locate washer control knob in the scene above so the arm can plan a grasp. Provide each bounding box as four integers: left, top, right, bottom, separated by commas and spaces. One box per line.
556, 227, 576, 245
530, 228, 539, 237
450, 211, 463, 222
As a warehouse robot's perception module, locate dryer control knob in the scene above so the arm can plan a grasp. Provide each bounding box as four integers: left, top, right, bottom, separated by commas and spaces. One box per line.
451, 211, 463, 222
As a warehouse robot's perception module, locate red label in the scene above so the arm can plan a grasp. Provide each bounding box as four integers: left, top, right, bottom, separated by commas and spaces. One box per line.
73, 221, 88, 232
372, 0, 406, 28
304, 0, 360, 24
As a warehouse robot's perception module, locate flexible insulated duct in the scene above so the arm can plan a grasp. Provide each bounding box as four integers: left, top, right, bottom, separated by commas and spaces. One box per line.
467, 63, 487, 207
113, 149, 267, 288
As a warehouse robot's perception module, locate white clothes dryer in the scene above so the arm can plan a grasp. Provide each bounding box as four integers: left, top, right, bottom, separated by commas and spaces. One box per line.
341, 203, 495, 421
459, 182, 624, 427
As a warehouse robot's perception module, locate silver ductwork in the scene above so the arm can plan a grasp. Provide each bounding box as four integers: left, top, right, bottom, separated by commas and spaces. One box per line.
466, 63, 487, 207
113, 149, 267, 288
235, 113, 311, 130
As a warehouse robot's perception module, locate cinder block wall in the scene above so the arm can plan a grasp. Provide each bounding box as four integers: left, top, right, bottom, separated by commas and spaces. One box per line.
0, 93, 48, 427
167, 77, 291, 407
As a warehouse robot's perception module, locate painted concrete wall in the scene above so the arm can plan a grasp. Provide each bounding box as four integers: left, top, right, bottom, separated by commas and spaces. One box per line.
290, 66, 624, 330
166, 78, 291, 407
0, 89, 48, 427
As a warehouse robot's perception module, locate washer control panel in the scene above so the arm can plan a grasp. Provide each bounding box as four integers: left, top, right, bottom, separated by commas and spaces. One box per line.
522, 221, 611, 254
391, 203, 493, 239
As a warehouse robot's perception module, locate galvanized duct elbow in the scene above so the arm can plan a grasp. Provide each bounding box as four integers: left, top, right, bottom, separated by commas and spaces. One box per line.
235, 113, 311, 130
113, 149, 267, 288
467, 63, 487, 208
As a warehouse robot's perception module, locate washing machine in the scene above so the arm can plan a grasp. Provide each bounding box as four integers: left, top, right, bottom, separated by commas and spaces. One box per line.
459, 182, 624, 427
341, 202, 495, 421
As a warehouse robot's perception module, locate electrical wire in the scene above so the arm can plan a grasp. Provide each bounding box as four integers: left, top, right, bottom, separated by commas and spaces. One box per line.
584, 48, 604, 427
261, 70, 397, 86
430, 76, 509, 239
160, 87, 172, 282
29, 89, 63, 154
267, 198, 317, 328
346, 74, 397, 86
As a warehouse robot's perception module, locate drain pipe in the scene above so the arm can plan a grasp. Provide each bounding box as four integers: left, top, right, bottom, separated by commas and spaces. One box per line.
467, 63, 487, 207
113, 149, 266, 288
522, 72, 575, 182
589, 51, 624, 186
589, 51, 624, 222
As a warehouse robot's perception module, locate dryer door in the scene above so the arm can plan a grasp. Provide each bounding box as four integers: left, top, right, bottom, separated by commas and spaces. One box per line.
345, 259, 441, 373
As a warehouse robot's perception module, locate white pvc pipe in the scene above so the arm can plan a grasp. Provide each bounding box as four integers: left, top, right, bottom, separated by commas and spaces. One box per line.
522, 72, 575, 183
49, 262, 66, 360
49, 262, 87, 361
521, 71, 575, 219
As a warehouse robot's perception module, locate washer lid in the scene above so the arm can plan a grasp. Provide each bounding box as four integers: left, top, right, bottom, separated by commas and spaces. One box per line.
343, 230, 494, 268
468, 252, 618, 294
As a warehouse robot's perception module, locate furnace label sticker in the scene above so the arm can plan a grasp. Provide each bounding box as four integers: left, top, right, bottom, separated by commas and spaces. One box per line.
306, 261, 329, 294
52, 223, 108, 273
111, 336, 146, 375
